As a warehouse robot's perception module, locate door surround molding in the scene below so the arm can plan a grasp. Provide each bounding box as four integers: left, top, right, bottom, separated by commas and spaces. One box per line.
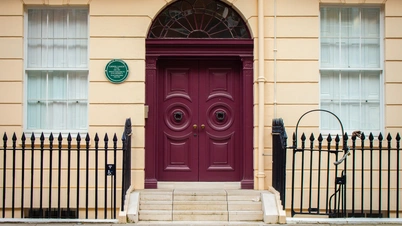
145, 39, 254, 189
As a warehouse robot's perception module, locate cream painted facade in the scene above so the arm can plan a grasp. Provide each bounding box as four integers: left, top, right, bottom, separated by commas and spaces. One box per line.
0, 0, 402, 217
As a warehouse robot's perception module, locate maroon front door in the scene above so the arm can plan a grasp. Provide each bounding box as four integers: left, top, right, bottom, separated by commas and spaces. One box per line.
157, 59, 241, 181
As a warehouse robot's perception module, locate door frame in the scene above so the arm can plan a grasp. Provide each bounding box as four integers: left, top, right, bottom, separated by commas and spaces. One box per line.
145, 39, 254, 189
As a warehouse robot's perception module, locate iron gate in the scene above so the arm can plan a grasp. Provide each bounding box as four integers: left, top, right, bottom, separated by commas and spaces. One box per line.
272, 110, 401, 218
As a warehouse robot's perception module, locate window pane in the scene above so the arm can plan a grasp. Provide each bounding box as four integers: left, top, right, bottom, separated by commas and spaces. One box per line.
27, 9, 88, 69
49, 71, 67, 100
321, 102, 341, 131
320, 38, 339, 68
321, 8, 339, 37
341, 8, 360, 38
320, 6, 382, 132
27, 71, 47, 129
340, 71, 360, 100
362, 38, 380, 68
68, 71, 88, 100
68, 39, 88, 68
320, 70, 381, 132
341, 38, 360, 68
26, 8, 88, 131
362, 8, 380, 68
362, 71, 380, 102
321, 71, 339, 100
362, 103, 380, 130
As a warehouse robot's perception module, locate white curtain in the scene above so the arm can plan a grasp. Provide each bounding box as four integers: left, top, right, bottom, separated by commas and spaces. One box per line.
320, 8, 380, 69
27, 9, 88, 130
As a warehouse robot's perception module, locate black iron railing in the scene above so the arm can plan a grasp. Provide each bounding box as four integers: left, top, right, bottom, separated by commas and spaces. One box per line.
272, 118, 402, 218
0, 118, 132, 219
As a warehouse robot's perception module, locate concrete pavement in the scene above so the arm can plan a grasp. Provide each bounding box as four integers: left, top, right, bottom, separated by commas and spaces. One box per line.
1, 218, 402, 225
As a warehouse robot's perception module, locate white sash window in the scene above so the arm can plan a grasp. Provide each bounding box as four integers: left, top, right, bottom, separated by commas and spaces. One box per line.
25, 8, 88, 132
320, 7, 382, 133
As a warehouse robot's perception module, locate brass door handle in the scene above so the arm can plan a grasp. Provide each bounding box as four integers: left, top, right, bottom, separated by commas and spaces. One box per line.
201, 124, 205, 129
193, 124, 197, 129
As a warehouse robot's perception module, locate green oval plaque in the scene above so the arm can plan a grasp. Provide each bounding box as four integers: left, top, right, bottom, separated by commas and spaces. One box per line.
105, 59, 129, 84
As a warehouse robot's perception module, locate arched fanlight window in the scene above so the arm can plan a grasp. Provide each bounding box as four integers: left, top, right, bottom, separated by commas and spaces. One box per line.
148, 0, 251, 39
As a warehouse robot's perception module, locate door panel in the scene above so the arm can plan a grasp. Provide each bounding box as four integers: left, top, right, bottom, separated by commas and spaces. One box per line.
199, 61, 240, 181
158, 59, 240, 181
158, 61, 199, 181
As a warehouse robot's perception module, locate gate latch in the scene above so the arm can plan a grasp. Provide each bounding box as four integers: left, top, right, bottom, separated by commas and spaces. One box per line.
106, 164, 116, 176
335, 175, 346, 185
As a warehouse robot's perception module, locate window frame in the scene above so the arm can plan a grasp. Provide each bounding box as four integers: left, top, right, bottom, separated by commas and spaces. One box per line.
319, 5, 385, 136
23, 7, 90, 136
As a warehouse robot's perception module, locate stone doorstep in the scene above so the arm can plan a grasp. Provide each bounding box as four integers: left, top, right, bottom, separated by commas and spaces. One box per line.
228, 201, 262, 211
174, 195, 227, 201
173, 189, 228, 196
140, 200, 173, 210
173, 210, 229, 221
173, 200, 228, 210
139, 210, 172, 221
140, 193, 173, 201
158, 182, 241, 190
229, 211, 264, 222
131, 189, 283, 224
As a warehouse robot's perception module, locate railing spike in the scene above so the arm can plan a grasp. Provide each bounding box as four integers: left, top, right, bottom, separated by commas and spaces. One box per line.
31, 132, 35, 141
361, 132, 366, 140
301, 133, 306, 141
318, 133, 323, 142
12, 133, 17, 141
95, 133, 99, 141
3, 132, 7, 141
85, 133, 90, 142
113, 133, 118, 142
21, 133, 26, 141
49, 133, 54, 141
396, 133, 401, 141
335, 134, 340, 142
40, 132, 45, 141
369, 132, 374, 141
378, 132, 383, 141
387, 133, 392, 141
67, 133, 72, 142
327, 134, 332, 142
76, 133, 81, 142
309, 133, 315, 141
104, 133, 109, 141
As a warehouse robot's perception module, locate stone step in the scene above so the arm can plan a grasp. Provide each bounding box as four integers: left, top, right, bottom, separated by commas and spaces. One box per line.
140, 190, 173, 201
133, 188, 278, 223
174, 195, 227, 201
173, 189, 227, 201
227, 190, 262, 201
228, 200, 262, 211
140, 200, 172, 210
229, 210, 263, 222
139, 210, 172, 221
173, 200, 227, 211
174, 189, 227, 196
173, 210, 228, 221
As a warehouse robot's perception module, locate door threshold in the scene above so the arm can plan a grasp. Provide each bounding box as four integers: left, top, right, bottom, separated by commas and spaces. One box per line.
158, 182, 241, 190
